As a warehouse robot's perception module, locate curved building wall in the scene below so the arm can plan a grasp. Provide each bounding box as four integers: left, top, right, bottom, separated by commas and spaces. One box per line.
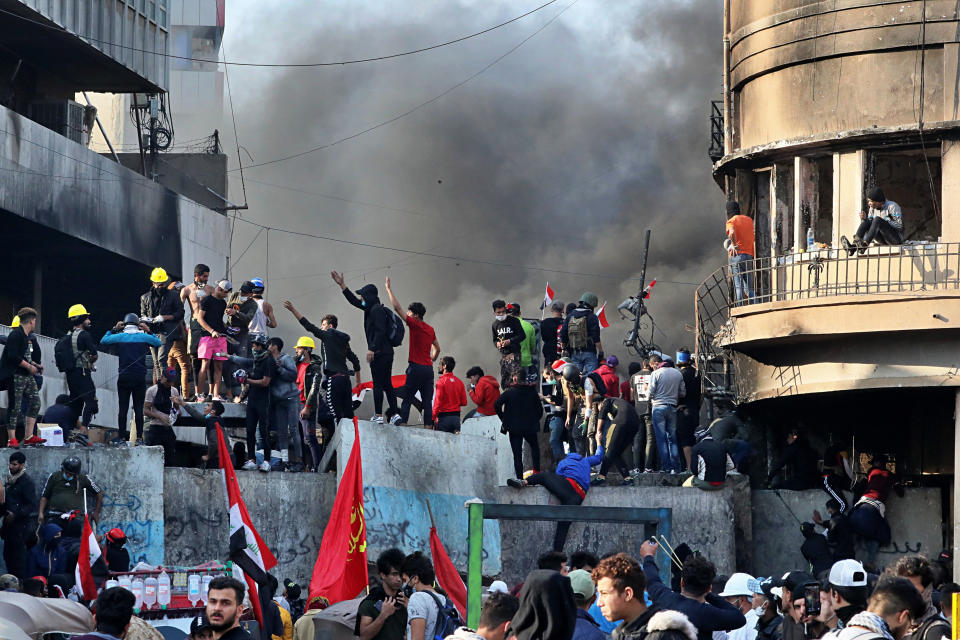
726, 1, 958, 153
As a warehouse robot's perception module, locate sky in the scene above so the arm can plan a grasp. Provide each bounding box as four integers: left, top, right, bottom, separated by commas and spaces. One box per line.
216, 0, 726, 377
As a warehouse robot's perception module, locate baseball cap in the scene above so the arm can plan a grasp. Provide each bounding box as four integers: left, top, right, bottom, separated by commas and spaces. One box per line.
240, 281, 254, 294
551, 359, 569, 372
606, 355, 619, 367
488, 580, 508, 594
719, 572, 756, 597
774, 571, 816, 600
828, 559, 867, 588
0, 574, 19, 591
217, 279, 233, 292
164, 367, 179, 382
747, 576, 772, 595
190, 614, 212, 635
568, 569, 595, 600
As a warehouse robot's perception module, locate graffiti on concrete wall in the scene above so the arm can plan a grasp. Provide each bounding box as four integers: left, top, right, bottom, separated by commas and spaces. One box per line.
99, 493, 164, 565
362, 485, 501, 574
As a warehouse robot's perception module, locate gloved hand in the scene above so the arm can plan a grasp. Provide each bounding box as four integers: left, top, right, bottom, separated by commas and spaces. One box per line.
153, 315, 164, 324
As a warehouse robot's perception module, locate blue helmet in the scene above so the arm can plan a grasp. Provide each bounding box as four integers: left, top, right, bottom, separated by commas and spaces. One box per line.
250, 277, 265, 293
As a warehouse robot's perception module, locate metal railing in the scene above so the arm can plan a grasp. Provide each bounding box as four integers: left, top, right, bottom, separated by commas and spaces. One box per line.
694, 241, 960, 401
709, 100, 724, 162
717, 242, 960, 308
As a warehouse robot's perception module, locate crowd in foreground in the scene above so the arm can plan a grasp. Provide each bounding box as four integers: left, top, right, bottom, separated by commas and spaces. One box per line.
12, 540, 951, 640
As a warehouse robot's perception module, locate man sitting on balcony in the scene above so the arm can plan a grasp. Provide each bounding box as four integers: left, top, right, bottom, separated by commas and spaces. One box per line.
841, 187, 904, 255
725, 201, 755, 305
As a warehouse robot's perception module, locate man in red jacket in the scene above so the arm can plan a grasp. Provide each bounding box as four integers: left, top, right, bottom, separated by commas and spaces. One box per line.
595, 356, 621, 398
433, 356, 467, 433
466, 366, 500, 417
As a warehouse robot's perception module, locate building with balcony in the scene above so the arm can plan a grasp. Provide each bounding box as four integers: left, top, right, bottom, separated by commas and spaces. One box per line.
0, 0, 229, 336
700, 1, 960, 569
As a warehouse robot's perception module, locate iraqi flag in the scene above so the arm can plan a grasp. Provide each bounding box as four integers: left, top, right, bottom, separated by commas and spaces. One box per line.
429, 526, 467, 618
597, 302, 610, 329
74, 513, 105, 600
308, 417, 368, 606
216, 425, 277, 629
540, 283, 555, 310
352, 375, 407, 405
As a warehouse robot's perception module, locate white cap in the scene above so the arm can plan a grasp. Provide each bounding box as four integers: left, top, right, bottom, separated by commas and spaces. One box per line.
488, 580, 508, 594
719, 572, 756, 597
829, 559, 867, 587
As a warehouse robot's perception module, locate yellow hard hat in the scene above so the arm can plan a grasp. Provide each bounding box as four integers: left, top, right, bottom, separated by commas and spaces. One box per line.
150, 267, 169, 283
295, 336, 316, 350
67, 304, 89, 318
10, 316, 19, 328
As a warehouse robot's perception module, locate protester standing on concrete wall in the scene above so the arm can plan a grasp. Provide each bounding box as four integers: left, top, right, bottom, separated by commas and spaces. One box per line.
140, 267, 184, 384
385, 276, 440, 427
561, 293, 602, 375
1, 308, 44, 447
64, 304, 100, 440
491, 300, 525, 390
647, 355, 685, 473
495, 374, 543, 481
433, 356, 467, 434
101, 313, 162, 446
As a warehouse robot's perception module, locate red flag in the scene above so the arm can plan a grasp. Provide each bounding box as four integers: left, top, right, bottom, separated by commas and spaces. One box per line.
74, 513, 101, 600
429, 526, 466, 618
597, 302, 610, 328
216, 425, 277, 629
308, 417, 368, 606
642, 279, 657, 299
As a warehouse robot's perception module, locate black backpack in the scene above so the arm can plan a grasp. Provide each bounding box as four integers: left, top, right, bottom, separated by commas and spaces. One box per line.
380, 305, 405, 347
54, 333, 77, 373
425, 591, 462, 640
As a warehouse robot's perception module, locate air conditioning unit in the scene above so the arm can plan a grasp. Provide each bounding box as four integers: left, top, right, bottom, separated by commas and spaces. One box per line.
28, 100, 88, 145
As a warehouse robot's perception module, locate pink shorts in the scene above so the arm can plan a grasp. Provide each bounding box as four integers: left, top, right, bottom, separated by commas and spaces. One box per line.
198, 336, 228, 361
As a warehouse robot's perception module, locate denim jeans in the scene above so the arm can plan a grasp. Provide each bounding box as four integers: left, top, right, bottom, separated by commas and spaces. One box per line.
729, 253, 755, 305
548, 415, 566, 461
651, 405, 680, 472
569, 351, 599, 375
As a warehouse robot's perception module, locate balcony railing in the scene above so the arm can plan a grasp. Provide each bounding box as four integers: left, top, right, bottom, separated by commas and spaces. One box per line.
693, 241, 960, 400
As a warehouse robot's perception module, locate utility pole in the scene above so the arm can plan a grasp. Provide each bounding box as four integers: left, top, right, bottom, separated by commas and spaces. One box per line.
148, 95, 159, 181
630, 229, 652, 351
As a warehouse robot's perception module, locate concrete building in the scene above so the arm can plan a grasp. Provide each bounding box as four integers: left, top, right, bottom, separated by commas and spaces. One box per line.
700, 1, 960, 572
0, 0, 229, 336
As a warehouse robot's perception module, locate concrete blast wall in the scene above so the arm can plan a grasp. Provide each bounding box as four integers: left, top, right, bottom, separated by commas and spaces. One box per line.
4, 446, 165, 565
751, 489, 943, 577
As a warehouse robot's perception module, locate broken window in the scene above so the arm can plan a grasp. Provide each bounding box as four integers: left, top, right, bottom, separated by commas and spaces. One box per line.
865, 149, 942, 241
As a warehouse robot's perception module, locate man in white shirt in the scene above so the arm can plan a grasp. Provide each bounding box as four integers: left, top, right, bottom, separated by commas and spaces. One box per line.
719, 573, 758, 640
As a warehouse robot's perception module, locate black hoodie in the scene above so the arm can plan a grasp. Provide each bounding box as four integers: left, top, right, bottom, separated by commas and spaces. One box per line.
342, 284, 393, 354
506, 570, 576, 640
297, 316, 361, 375
492, 315, 525, 356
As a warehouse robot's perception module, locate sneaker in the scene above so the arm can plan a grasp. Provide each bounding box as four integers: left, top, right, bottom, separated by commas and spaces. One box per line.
841, 235, 855, 256
389, 414, 402, 426
623, 476, 634, 486
506, 478, 524, 489
242, 460, 258, 471
372, 416, 384, 424
630, 468, 641, 477
6, 437, 18, 448
287, 463, 305, 473
592, 476, 607, 486
195, 394, 207, 403
259, 460, 271, 472
23, 435, 46, 446
644, 468, 654, 473
215, 395, 230, 402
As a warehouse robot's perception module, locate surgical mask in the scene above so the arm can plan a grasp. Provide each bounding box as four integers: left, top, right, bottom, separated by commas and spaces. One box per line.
62, 473, 73, 481
495, 314, 506, 322
753, 601, 767, 616
238, 296, 249, 303
205, 412, 213, 419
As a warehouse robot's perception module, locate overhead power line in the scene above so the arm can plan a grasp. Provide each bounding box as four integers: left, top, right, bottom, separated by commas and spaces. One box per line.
233, 0, 580, 172
232, 216, 701, 286
0, 1, 557, 68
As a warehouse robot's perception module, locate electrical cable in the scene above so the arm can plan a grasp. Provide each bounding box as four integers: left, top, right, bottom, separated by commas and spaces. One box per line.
0, 1, 558, 68
232, 0, 581, 172
222, 45, 248, 208
231, 216, 701, 285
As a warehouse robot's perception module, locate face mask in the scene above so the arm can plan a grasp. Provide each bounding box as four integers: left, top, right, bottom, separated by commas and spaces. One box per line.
205, 413, 213, 419
360, 299, 366, 307
495, 314, 506, 321
753, 601, 766, 616
239, 296, 249, 303
63, 473, 73, 482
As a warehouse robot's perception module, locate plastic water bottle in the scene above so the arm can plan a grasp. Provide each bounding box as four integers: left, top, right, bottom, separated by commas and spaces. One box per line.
143, 576, 158, 610
105, 579, 119, 590
157, 570, 171, 609
118, 575, 132, 592
188, 574, 201, 607
807, 227, 815, 251
131, 578, 144, 610
201, 574, 213, 604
